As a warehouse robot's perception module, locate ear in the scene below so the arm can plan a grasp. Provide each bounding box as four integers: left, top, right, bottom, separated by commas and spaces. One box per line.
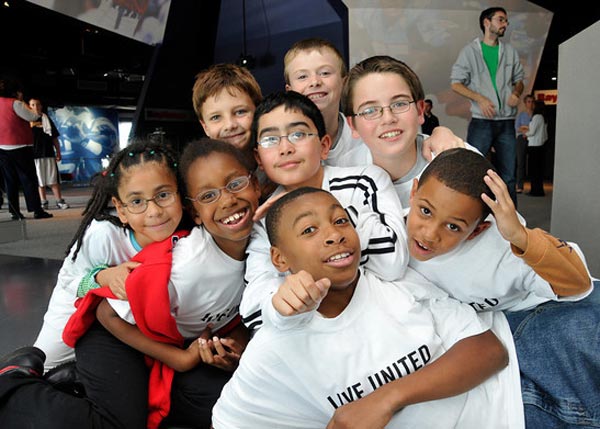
466, 221, 491, 241
409, 178, 419, 203
112, 196, 129, 224
285, 83, 291, 91
270, 246, 290, 273
319, 134, 331, 161
189, 206, 203, 226
254, 147, 265, 171
415, 100, 426, 126
346, 116, 361, 139
199, 118, 210, 137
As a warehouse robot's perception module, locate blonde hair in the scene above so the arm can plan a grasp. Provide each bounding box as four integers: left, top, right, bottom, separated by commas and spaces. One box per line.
283, 38, 347, 85
192, 63, 262, 121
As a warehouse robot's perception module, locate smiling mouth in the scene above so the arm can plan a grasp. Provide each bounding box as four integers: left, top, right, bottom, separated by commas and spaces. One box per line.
379, 130, 402, 139
307, 92, 326, 101
326, 251, 351, 262
220, 208, 248, 225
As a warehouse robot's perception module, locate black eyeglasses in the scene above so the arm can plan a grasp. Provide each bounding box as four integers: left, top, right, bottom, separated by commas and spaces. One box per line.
187, 174, 252, 204
120, 191, 178, 214
257, 131, 317, 149
352, 100, 415, 120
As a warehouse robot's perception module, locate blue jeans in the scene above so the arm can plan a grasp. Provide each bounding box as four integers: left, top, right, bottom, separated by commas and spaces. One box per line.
506, 282, 600, 428
467, 118, 518, 205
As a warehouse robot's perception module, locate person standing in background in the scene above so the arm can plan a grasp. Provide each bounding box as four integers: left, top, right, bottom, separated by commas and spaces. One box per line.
514, 94, 534, 193
451, 6, 524, 206
0, 76, 52, 220
525, 99, 548, 197
421, 99, 440, 136
29, 97, 69, 210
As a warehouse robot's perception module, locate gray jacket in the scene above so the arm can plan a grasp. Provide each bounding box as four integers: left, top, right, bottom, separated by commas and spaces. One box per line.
451, 38, 524, 120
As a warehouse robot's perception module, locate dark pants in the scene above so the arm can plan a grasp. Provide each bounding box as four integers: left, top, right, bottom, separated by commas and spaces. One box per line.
527, 145, 545, 196
0, 323, 232, 429
467, 118, 518, 206
0, 146, 43, 215
515, 135, 528, 190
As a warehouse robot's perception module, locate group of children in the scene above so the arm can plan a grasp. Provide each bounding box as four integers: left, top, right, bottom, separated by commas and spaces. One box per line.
0, 37, 597, 429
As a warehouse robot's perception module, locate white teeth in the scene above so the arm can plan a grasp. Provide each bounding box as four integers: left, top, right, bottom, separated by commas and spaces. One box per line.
380, 130, 401, 138
417, 241, 429, 250
308, 93, 325, 100
221, 210, 246, 225
327, 252, 350, 262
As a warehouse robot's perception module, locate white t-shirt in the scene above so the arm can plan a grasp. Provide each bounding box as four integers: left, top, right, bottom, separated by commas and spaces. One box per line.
213, 268, 524, 429
109, 226, 245, 338
324, 112, 372, 167
34, 220, 138, 370
240, 164, 409, 331
409, 217, 592, 312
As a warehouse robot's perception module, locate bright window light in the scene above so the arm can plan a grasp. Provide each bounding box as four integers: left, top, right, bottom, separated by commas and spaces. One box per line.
118, 121, 132, 150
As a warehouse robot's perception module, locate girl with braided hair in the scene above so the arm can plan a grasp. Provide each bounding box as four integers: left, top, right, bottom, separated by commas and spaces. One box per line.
34, 139, 189, 371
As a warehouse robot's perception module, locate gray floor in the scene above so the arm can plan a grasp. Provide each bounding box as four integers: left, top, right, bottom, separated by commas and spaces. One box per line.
0, 182, 554, 356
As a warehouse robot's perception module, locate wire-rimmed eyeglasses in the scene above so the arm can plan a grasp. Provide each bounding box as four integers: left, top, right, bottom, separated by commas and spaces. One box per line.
352, 100, 416, 121
186, 174, 252, 205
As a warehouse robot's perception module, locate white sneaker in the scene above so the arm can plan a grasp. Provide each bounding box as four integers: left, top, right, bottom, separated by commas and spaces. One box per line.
57, 199, 70, 210
41, 200, 49, 209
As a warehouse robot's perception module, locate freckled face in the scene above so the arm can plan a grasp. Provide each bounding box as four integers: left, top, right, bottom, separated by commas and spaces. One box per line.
199, 88, 255, 151
285, 48, 345, 117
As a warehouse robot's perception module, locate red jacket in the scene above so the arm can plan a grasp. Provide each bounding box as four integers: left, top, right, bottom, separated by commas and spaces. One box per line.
63, 231, 189, 429
0, 97, 33, 147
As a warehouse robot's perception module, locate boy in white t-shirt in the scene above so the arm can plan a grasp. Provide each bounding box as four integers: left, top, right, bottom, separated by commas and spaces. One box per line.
240, 91, 408, 331
405, 148, 599, 428
212, 187, 523, 429
283, 37, 464, 168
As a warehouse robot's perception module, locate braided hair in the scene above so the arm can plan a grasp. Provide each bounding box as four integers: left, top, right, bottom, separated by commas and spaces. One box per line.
66, 139, 182, 261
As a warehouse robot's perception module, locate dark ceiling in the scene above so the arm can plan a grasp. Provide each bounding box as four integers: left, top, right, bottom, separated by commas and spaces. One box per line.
1, 0, 598, 131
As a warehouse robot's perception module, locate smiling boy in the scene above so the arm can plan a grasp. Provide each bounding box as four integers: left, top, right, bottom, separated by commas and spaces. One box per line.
240, 91, 408, 331
213, 187, 522, 429
405, 148, 598, 428
285, 38, 465, 168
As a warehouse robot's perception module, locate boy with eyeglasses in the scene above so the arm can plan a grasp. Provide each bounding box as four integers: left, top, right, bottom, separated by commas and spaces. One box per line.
284, 37, 467, 168
239, 91, 408, 331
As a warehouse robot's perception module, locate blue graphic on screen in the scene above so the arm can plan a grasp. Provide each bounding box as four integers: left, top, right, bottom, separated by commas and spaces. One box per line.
48, 106, 119, 184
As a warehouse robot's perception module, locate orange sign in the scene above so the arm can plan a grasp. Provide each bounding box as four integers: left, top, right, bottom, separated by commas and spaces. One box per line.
534, 90, 558, 105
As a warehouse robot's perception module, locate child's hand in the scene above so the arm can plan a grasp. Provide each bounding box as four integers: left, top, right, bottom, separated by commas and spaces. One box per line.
253, 191, 288, 221
326, 388, 393, 429
96, 261, 141, 300
421, 126, 465, 161
197, 336, 245, 372
170, 340, 202, 372
272, 270, 331, 316
482, 169, 528, 250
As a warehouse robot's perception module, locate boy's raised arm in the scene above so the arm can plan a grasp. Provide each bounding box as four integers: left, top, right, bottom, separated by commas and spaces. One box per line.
327, 330, 507, 429
482, 169, 592, 297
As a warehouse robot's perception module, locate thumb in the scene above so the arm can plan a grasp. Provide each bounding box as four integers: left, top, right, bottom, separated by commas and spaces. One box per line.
315, 278, 332, 298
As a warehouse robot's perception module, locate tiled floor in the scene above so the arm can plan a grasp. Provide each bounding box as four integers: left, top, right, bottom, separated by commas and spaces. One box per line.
0, 182, 554, 357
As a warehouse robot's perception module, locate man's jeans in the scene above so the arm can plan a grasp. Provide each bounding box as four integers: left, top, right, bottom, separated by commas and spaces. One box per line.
506, 282, 600, 428
467, 118, 517, 205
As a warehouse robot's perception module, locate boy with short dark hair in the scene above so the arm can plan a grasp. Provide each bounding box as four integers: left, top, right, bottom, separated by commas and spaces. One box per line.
240, 91, 408, 330
212, 187, 522, 429
406, 148, 598, 428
